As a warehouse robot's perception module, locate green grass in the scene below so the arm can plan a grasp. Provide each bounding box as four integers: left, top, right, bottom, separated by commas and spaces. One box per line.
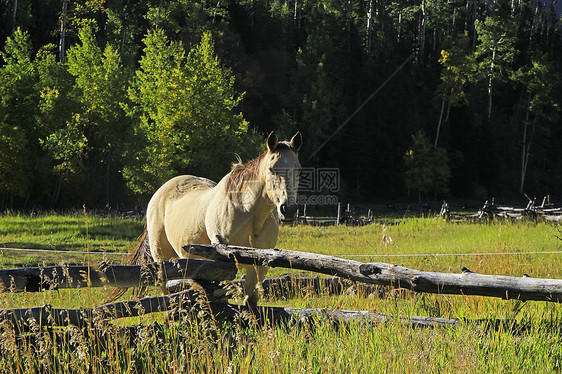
1, 214, 562, 373
0, 212, 144, 267
277, 219, 562, 278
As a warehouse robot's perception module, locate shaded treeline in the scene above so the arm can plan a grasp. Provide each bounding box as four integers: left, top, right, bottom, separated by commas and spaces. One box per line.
0, 0, 561, 209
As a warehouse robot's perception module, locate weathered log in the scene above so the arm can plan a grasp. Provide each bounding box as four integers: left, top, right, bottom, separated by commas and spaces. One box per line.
0, 290, 202, 329
185, 243, 562, 303
212, 303, 459, 328
0, 258, 237, 293
166, 279, 231, 301
0, 289, 459, 330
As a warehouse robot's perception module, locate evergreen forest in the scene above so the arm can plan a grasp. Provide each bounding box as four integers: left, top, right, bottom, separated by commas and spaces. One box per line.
1, 0, 561, 210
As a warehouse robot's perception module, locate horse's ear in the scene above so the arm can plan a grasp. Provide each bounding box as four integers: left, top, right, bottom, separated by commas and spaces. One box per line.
290, 131, 302, 152
267, 131, 278, 152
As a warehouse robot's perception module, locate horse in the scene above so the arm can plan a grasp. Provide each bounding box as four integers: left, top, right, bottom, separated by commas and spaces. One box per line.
123, 131, 302, 305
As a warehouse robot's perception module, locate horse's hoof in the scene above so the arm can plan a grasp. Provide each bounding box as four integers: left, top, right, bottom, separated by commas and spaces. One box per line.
243, 295, 258, 307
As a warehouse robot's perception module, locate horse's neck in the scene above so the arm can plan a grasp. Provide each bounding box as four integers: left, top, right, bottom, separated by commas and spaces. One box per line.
251, 183, 275, 222
221, 167, 273, 223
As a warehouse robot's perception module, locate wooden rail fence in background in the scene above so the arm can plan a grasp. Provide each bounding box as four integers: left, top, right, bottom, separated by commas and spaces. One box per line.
293, 196, 562, 226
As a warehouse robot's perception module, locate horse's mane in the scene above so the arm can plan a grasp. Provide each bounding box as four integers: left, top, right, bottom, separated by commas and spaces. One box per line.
226, 152, 266, 194
225, 142, 293, 195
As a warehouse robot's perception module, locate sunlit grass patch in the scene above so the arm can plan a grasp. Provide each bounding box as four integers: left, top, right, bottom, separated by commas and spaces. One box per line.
0, 213, 143, 267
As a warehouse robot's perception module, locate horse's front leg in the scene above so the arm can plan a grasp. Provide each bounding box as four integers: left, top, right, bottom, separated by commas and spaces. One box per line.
243, 214, 279, 306
240, 264, 268, 306
207, 229, 257, 305
207, 216, 277, 306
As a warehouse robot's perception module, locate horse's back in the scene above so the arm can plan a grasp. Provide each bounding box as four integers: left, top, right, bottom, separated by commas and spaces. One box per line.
148, 175, 216, 210
147, 175, 217, 260
168, 175, 217, 198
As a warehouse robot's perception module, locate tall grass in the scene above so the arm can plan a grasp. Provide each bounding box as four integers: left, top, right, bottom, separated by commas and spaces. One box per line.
1, 214, 562, 372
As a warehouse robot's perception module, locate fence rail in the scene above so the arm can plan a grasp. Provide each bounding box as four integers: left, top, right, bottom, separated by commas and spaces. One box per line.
0, 288, 460, 330
0, 258, 237, 292
185, 243, 562, 303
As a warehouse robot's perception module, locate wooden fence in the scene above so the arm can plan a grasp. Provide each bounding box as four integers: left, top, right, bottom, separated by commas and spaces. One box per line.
2, 244, 562, 331
439, 196, 562, 222
295, 203, 374, 226
294, 196, 562, 226
0, 257, 237, 293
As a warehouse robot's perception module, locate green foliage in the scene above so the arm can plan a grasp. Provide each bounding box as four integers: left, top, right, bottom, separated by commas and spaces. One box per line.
123, 30, 258, 195
474, 14, 516, 82
36, 44, 80, 180
40, 115, 88, 177
404, 131, 450, 200
474, 13, 517, 118
50, 23, 131, 202
513, 53, 560, 123
66, 23, 130, 144
1, 0, 562, 207
0, 28, 37, 197
438, 33, 475, 107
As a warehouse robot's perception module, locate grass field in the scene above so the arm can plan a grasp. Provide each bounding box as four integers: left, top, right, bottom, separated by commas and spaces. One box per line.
1, 213, 562, 373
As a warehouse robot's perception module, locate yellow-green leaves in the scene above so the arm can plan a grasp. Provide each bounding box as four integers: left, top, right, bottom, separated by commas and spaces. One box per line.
123, 30, 260, 196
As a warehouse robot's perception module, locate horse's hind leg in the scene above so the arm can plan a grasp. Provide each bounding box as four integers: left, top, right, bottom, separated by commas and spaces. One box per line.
146, 215, 177, 295
148, 229, 176, 262
241, 264, 269, 306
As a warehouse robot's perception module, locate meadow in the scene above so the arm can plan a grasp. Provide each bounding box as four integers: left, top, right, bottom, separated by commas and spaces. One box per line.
1, 212, 562, 373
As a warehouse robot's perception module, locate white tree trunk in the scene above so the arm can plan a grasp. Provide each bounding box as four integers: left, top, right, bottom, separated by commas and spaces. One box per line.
59, 0, 68, 64
419, 0, 427, 64
366, 0, 374, 54
435, 96, 446, 149
520, 93, 536, 194
11, 0, 18, 34
487, 48, 496, 119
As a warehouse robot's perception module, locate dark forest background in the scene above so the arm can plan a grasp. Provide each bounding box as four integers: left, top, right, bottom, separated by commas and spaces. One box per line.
0, 0, 561, 210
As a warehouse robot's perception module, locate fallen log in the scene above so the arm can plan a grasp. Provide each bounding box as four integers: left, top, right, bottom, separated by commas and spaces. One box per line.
0, 289, 459, 330
0, 258, 237, 293
0, 290, 202, 329
166, 279, 231, 301
185, 244, 562, 303
213, 303, 459, 328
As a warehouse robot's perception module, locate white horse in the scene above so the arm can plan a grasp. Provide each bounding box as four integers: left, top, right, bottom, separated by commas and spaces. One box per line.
126, 132, 301, 305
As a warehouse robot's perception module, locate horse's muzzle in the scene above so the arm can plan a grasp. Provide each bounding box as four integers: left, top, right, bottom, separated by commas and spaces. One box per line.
280, 203, 298, 221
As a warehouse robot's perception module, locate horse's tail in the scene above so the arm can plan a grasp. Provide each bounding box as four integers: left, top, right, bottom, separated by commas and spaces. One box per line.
127, 229, 153, 268
109, 229, 152, 300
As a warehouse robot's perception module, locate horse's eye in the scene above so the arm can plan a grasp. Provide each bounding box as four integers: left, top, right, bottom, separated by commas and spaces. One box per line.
269, 167, 273, 172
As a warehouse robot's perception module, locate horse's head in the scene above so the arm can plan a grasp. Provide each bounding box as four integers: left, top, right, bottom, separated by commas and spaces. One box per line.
264, 131, 302, 221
